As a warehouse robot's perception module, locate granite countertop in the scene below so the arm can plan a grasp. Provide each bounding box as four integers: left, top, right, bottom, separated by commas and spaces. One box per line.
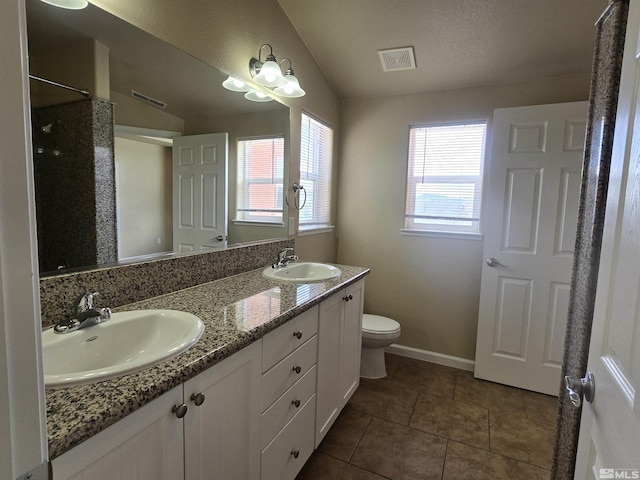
45, 264, 369, 459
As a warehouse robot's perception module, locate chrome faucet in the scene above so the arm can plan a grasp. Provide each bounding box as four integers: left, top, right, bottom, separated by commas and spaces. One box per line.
53, 292, 112, 334
273, 248, 298, 268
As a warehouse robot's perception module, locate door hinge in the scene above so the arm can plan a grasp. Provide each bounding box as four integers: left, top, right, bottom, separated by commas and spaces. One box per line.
16, 461, 50, 480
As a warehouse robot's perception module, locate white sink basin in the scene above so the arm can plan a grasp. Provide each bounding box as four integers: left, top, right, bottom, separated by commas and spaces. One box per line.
42, 309, 204, 387
262, 262, 341, 283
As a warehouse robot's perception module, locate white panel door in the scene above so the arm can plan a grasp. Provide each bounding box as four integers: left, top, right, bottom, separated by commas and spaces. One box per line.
172, 133, 228, 252
475, 101, 587, 394
575, 2, 640, 476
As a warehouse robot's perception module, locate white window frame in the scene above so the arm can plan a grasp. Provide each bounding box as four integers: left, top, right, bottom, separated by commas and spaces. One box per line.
402, 121, 487, 238
235, 136, 285, 224
299, 112, 334, 233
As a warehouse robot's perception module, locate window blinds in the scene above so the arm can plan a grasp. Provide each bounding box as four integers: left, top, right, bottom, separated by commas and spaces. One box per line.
405, 122, 486, 234
236, 137, 285, 223
300, 113, 333, 229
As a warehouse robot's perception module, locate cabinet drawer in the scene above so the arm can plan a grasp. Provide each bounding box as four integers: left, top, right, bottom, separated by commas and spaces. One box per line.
262, 335, 317, 410
263, 306, 318, 372
261, 365, 316, 449
261, 395, 316, 480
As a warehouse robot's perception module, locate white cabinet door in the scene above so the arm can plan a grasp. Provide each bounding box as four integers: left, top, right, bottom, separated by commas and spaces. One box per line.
315, 280, 365, 447
52, 386, 184, 480
183, 340, 262, 480
338, 280, 364, 406
315, 289, 343, 447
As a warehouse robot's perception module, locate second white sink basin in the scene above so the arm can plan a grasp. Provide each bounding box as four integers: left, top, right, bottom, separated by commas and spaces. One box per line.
263, 262, 341, 283
42, 309, 204, 387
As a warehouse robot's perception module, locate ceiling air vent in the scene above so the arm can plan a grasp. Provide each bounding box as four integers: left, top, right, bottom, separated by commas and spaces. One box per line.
130, 90, 167, 109
378, 47, 416, 72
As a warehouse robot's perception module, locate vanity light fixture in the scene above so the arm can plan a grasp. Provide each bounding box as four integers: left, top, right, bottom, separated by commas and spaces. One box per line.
40, 0, 88, 9
273, 59, 306, 98
249, 44, 288, 87
244, 88, 273, 103
221, 76, 251, 92
223, 44, 305, 101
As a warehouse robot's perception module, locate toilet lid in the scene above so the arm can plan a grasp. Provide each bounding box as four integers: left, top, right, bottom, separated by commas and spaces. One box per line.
362, 314, 401, 334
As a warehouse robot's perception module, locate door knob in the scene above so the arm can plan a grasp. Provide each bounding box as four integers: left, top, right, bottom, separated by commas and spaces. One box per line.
564, 371, 595, 407
486, 257, 507, 268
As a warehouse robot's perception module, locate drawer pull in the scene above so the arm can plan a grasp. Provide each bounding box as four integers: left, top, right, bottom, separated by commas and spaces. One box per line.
292, 398, 301, 408
190, 392, 206, 406
343, 294, 353, 302
291, 449, 300, 459
292, 365, 302, 374
172, 403, 188, 419
293, 330, 303, 339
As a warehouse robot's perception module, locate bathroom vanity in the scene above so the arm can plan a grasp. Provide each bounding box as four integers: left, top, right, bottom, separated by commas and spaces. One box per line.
45, 264, 367, 480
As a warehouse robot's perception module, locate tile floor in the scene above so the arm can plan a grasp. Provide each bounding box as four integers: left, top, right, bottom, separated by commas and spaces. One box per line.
296, 353, 558, 480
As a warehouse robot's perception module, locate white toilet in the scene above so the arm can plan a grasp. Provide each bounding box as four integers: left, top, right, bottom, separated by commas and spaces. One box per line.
360, 314, 401, 379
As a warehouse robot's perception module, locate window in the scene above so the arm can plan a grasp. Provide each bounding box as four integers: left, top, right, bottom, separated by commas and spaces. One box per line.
236, 137, 285, 223
404, 122, 487, 235
299, 113, 333, 231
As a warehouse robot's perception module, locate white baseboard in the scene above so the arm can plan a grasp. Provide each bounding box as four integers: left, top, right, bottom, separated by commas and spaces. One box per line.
385, 344, 475, 372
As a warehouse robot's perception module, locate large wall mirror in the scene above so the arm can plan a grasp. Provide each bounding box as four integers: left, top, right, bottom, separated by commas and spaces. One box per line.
26, 0, 290, 276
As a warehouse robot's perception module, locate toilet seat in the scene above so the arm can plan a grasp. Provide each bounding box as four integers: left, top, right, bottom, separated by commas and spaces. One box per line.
362, 314, 401, 338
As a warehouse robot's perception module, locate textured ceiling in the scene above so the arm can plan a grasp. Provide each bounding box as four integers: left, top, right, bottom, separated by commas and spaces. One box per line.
277, 0, 610, 99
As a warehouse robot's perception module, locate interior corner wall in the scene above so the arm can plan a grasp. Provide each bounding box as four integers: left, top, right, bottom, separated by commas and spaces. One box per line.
337, 73, 592, 360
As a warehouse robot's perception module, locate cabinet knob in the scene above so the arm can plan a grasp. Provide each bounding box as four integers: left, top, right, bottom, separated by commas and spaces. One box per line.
292, 365, 302, 374
190, 392, 206, 406
172, 403, 188, 418
292, 398, 301, 408
293, 330, 303, 339
343, 294, 353, 302
291, 449, 300, 459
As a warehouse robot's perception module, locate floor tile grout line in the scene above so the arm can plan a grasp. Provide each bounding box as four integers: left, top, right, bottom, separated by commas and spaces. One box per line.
440, 439, 449, 480
347, 414, 373, 464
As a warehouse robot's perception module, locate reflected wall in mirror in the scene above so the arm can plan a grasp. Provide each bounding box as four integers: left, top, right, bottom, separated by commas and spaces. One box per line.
26, 0, 290, 275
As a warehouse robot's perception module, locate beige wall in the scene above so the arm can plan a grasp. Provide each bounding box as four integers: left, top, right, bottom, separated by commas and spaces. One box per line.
90, 0, 342, 258
30, 38, 109, 106
112, 91, 185, 133
337, 73, 591, 360
115, 137, 172, 258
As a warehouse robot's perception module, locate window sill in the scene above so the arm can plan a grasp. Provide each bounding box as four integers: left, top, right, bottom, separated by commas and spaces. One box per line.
232, 220, 284, 227
298, 225, 335, 236
400, 229, 483, 241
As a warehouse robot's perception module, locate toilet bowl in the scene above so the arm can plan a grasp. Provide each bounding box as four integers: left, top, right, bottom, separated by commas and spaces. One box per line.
360, 314, 401, 379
